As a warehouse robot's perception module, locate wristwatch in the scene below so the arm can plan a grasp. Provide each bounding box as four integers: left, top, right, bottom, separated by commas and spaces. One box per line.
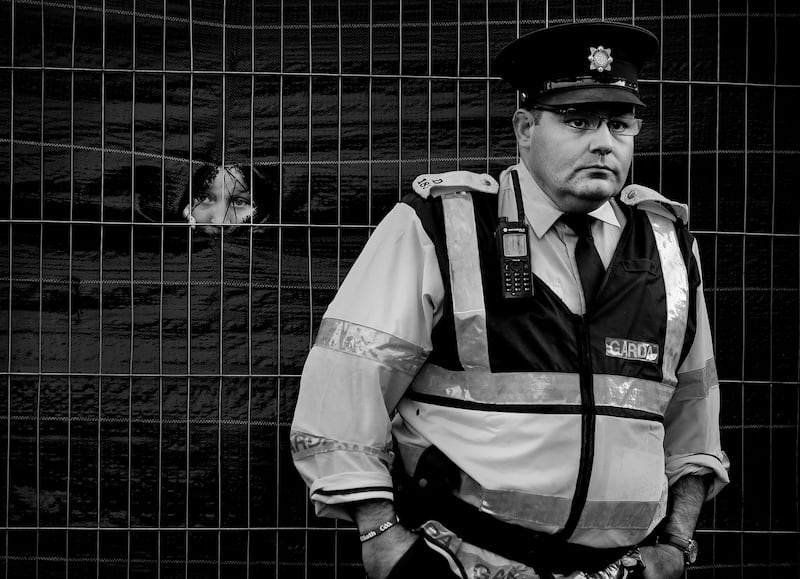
656, 533, 698, 566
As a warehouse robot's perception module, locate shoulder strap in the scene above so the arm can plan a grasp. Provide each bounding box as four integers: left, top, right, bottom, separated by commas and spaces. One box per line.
412, 171, 498, 199
620, 184, 688, 224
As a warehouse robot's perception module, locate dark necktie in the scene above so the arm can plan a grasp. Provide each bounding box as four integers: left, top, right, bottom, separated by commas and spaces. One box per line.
561, 213, 605, 306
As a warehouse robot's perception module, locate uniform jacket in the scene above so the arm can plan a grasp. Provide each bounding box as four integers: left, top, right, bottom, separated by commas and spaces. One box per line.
291, 163, 729, 549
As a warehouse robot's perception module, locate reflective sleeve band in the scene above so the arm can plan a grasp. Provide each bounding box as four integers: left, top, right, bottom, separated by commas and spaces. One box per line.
359, 516, 400, 543
674, 359, 718, 399
647, 212, 689, 387
314, 317, 428, 376
440, 191, 491, 373
289, 430, 394, 462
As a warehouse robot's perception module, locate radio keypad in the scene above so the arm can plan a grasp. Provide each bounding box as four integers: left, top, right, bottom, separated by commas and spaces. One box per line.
504, 260, 532, 297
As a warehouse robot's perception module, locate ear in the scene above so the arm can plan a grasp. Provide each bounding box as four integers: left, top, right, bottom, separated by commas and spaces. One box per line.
512, 108, 535, 149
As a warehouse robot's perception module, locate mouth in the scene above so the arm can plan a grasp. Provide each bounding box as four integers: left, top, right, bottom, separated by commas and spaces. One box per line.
581, 165, 617, 178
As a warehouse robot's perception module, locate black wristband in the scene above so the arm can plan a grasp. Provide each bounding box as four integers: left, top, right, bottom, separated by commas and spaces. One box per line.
359, 516, 400, 543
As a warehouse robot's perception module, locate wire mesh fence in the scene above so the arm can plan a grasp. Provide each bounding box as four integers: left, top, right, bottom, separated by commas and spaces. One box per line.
1, 0, 799, 577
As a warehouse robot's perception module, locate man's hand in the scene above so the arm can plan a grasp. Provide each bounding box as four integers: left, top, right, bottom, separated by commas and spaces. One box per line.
638, 544, 684, 579
349, 499, 418, 579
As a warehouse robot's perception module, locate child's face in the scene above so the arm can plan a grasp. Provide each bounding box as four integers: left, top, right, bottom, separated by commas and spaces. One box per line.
184, 166, 254, 235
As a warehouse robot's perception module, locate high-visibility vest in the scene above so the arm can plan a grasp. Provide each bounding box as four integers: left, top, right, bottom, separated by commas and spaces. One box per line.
392, 186, 699, 548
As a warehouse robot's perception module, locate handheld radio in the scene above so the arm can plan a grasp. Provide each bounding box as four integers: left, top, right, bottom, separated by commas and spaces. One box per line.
497, 170, 533, 299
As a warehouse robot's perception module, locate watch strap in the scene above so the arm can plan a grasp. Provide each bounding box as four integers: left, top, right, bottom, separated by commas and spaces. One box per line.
658, 533, 691, 550
657, 533, 697, 566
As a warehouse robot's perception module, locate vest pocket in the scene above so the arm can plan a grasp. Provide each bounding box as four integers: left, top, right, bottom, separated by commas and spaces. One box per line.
621, 259, 658, 275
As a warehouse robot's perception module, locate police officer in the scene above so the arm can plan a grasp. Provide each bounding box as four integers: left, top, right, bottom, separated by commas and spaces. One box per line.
291, 22, 729, 579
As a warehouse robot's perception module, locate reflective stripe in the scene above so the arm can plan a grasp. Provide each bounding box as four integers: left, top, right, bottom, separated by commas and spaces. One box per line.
289, 430, 394, 462
460, 475, 570, 527
440, 192, 491, 372
459, 476, 659, 531
410, 364, 580, 404
593, 374, 674, 417
675, 358, 718, 398
577, 500, 661, 530
314, 317, 428, 375
647, 213, 689, 386
410, 364, 672, 417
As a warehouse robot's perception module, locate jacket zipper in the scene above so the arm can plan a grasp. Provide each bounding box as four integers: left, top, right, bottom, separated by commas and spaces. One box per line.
556, 315, 597, 541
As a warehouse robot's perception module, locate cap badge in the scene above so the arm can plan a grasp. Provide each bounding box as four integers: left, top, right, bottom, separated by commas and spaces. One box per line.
588, 46, 613, 73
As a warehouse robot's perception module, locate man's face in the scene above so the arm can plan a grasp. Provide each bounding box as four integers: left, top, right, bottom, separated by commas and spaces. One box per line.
515, 103, 635, 213
185, 166, 253, 235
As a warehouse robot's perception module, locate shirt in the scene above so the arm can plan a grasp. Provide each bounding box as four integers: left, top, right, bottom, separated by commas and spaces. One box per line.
498, 162, 625, 315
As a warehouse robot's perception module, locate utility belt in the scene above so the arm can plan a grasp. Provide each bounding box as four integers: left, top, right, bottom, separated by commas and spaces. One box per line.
393, 445, 631, 575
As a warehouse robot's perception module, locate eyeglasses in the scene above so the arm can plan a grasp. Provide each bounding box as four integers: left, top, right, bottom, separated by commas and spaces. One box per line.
533, 105, 643, 136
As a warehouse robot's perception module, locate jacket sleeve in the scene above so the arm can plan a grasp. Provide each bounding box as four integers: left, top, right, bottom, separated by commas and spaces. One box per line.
290, 202, 445, 520
664, 239, 730, 500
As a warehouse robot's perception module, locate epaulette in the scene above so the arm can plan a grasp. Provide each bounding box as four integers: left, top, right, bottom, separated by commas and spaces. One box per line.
620, 184, 688, 224
412, 171, 499, 199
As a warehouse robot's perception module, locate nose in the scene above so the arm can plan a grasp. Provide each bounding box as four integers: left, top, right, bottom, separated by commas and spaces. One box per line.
588, 121, 615, 155
193, 200, 228, 226
204, 202, 228, 225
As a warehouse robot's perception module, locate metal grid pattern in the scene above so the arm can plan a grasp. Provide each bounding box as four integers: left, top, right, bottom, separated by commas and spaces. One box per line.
1, 0, 798, 577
